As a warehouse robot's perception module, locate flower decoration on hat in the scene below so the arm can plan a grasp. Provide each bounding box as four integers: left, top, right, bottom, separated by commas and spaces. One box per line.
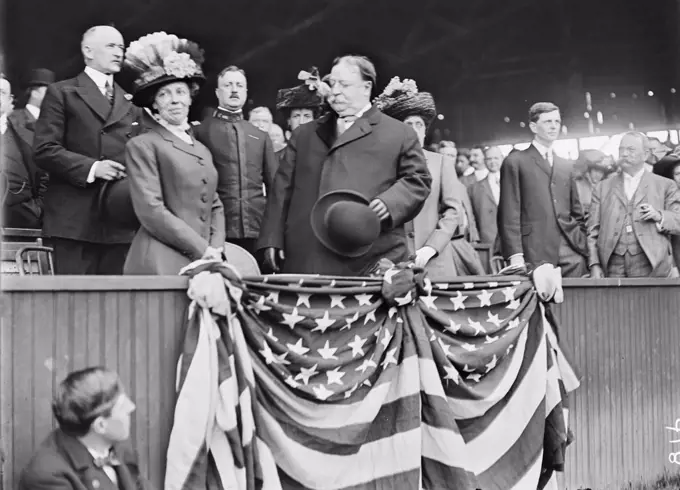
124, 31, 205, 105
297, 68, 331, 99
276, 66, 329, 112
374, 76, 436, 128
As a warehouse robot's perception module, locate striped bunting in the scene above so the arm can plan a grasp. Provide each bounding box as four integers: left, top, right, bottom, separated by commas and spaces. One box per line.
165, 261, 579, 490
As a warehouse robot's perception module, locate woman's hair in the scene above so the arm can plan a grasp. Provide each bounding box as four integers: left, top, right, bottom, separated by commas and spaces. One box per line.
52, 367, 123, 437
146, 80, 200, 112
457, 148, 471, 160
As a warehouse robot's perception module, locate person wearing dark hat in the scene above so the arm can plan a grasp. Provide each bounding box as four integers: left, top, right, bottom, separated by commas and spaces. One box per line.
275, 67, 328, 158
193, 65, 278, 257
257, 55, 431, 275
653, 153, 680, 270
120, 32, 225, 275
573, 149, 612, 217
374, 77, 465, 278
2, 68, 54, 228
33, 25, 147, 274
19, 367, 147, 490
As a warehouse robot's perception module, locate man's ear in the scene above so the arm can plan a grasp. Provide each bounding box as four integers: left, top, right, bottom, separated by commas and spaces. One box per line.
90, 416, 106, 435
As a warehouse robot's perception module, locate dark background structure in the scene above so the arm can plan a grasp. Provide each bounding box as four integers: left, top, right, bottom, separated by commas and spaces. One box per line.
3, 0, 679, 145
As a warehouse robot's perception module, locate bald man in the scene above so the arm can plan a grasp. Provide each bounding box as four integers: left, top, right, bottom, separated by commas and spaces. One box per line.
34, 25, 146, 274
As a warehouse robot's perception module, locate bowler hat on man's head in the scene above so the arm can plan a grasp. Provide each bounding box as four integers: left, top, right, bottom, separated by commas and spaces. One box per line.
311, 190, 381, 258
27, 68, 55, 88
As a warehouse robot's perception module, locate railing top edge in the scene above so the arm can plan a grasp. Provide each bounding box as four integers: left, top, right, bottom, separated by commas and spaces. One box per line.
1, 275, 679, 292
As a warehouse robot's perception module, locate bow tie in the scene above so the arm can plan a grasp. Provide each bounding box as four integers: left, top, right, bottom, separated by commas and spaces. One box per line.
93, 451, 121, 468
213, 108, 243, 122
338, 114, 358, 124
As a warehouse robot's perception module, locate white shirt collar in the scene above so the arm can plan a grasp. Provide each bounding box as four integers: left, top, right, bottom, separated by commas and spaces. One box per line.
157, 117, 192, 143
623, 167, 646, 183
474, 168, 489, 181
532, 139, 552, 158
25, 104, 40, 120
488, 171, 501, 184
84, 66, 113, 89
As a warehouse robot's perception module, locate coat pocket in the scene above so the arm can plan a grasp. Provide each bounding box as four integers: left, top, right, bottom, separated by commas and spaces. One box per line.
521, 224, 533, 236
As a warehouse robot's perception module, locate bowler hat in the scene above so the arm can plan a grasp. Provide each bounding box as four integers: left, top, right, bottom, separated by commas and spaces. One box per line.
311, 190, 381, 258
98, 179, 139, 229
27, 68, 55, 88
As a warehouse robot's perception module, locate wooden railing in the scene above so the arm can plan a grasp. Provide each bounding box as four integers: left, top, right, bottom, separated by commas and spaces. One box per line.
1, 276, 679, 489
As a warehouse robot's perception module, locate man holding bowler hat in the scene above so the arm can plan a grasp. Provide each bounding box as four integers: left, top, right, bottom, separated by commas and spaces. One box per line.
257, 54, 431, 275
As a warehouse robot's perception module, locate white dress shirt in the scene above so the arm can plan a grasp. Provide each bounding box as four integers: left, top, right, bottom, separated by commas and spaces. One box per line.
488, 171, 501, 205
85, 67, 116, 183
338, 103, 372, 132
84, 66, 114, 98
158, 117, 193, 145
87, 447, 118, 485
0, 113, 6, 135
532, 140, 553, 166
623, 167, 645, 200
25, 103, 40, 120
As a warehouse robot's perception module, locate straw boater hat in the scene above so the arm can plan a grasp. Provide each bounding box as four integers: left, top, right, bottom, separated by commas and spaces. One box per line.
374, 77, 437, 127
99, 32, 206, 228
276, 67, 329, 114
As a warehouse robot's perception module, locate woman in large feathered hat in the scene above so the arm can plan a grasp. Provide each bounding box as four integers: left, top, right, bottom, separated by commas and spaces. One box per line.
373, 78, 485, 278
115, 32, 226, 275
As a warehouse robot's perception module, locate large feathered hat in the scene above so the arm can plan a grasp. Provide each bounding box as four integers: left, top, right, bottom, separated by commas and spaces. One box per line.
123, 32, 205, 107
276, 67, 330, 112
374, 77, 437, 128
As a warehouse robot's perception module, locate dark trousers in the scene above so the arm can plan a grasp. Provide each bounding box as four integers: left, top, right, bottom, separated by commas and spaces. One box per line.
606, 251, 653, 278
557, 234, 587, 278
49, 237, 129, 275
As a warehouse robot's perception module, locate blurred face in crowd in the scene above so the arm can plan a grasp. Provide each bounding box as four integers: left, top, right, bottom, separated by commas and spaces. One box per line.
268, 123, 286, 151
404, 115, 426, 147
484, 146, 504, 173
618, 133, 648, 174
438, 145, 457, 160
588, 168, 605, 184
0, 78, 13, 116
82, 26, 124, 75
328, 60, 372, 118
530, 109, 561, 146
92, 392, 136, 443
649, 139, 669, 162
456, 154, 471, 176
469, 148, 486, 170
288, 108, 314, 131
673, 165, 680, 187
249, 108, 272, 132
153, 81, 192, 126
216, 70, 247, 111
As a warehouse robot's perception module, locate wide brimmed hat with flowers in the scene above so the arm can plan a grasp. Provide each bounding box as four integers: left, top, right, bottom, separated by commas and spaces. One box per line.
124, 32, 205, 107
276, 67, 330, 112
374, 77, 437, 128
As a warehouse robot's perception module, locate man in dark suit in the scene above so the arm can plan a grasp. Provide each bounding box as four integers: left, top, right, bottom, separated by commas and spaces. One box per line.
194, 65, 278, 257
497, 102, 587, 277
3, 69, 54, 228
19, 367, 146, 490
33, 25, 145, 274
257, 55, 431, 275
469, 145, 502, 245
588, 132, 680, 278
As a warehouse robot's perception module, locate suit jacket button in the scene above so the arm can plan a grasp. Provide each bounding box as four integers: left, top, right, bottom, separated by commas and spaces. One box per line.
408, 232, 414, 238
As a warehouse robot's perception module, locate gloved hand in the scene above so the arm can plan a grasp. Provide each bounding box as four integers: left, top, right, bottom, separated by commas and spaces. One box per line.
532, 263, 564, 303
263, 247, 285, 273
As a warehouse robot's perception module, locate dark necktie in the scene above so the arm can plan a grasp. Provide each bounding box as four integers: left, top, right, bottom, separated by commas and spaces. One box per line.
213, 108, 243, 122
104, 81, 114, 104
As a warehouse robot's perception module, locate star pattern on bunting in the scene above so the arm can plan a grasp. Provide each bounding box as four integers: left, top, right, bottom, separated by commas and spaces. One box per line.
383, 268, 400, 284
508, 318, 521, 330
326, 367, 346, 385
477, 289, 493, 307
313, 384, 334, 401
281, 307, 305, 329
250, 295, 272, 314
330, 295, 346, 309
348, 335, 367, 357
395, 290, 413, 306
356, 293, 373, 306
485, 354, 498, 372
260, 341, 278, 365
356, 358, 377, 374
312, 311, 335, 333
503, 287, 517, 302
506, 299, 521, 310
381, 348, 398, 369
467, 373, 482, 383
296, 364, 319, 385
341, 312, 360, 331
317, 340, 339, 360
469, 318, 486, 335
450, 291, 467, 310
443, 365, 460, 384
461, 342, 477, 352
420, 295, 437, 310
287, 338, 310, 355
487, 312, 503, 328
446, 319, 462, 334
296, 293, 312, 308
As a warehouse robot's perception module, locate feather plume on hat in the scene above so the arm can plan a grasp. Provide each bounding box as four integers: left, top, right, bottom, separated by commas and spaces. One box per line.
276, 67, 330, 112
124, 32, 205, 106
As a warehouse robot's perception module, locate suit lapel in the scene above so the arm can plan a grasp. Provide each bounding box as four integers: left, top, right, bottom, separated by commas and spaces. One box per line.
7, 109, 34, 147
329, 106, 379, 153
611, 173, 628, 207
482, 178, 495, 206
632, 171, 650, 206
154, 121, 207, 160
315, 113, 336, 148
105, 83, 133, 127
54, 430, 118, 490
74, 72, 112, 121
527, 144, 552, 178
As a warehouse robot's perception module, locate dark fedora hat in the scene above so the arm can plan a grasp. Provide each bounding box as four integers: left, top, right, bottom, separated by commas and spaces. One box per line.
653, 154, 680, 181
311, 190, 381, 258
98, 179, 139, 229
27, 68, 55, 87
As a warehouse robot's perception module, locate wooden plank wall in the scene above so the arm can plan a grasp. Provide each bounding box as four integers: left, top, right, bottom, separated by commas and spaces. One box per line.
1, 277, 679, 489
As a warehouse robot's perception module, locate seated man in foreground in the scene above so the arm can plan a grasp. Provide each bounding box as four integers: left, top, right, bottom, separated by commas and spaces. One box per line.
19, 367, 145, 490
